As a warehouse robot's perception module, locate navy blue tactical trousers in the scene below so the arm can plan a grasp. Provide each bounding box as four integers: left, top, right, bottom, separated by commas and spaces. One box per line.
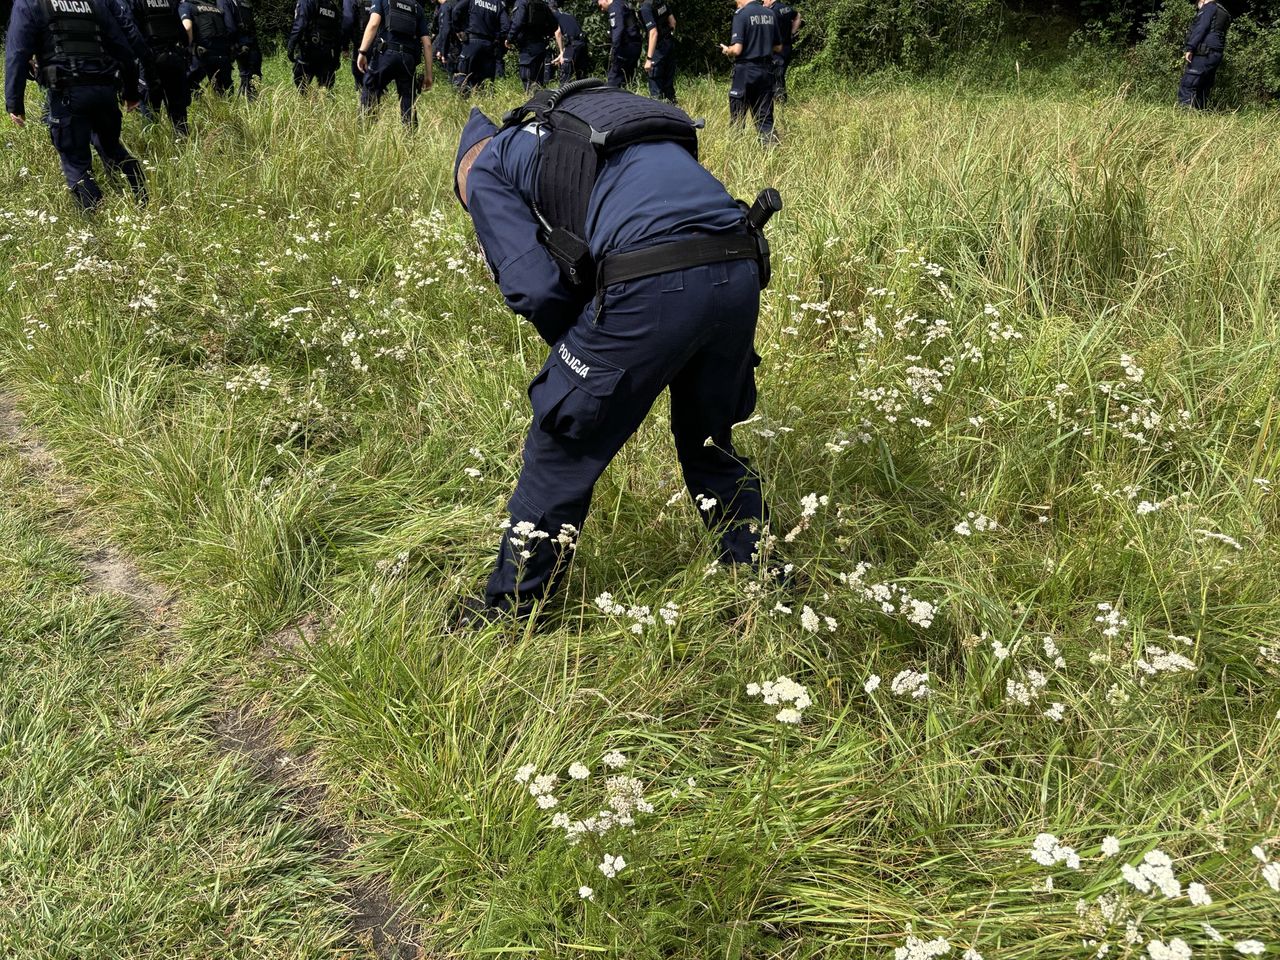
485, 258, 768, 614
607, 42, 640, 89
46, 84, 146, 210
517, 40, 547, 90
729, 60, 775, 140
189, 53, 233, 94
772, 45, 792, 102
236, 41, 263, 98
360, 50, 417, 122
559, 41, 588, 84
293, 45, 340, 89
1178, 51, 1222, 109
647, 35, 675, 102
141, 49, 191, 135
456, 36, 496, 92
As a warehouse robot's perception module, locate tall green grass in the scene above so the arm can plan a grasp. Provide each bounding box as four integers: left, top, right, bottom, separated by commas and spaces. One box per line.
1, 64, 1278, 957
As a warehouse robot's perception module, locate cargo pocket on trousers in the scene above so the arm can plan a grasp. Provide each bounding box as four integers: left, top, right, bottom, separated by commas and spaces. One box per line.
528, 342, 625, 442
734, 350, 763, 424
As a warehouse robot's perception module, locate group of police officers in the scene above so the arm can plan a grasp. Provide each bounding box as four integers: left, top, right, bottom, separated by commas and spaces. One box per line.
4, 0, 801, 208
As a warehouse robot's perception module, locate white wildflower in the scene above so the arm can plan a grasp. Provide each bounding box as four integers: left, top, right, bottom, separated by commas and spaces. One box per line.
514, 764, 537, 784
1102, 836, 1121, 858
602, 750, 627, 770
578, 885, 594, 900
891, 669, 931, 699
597, 854, 627, 879
864, 674, 882, 694
1187, 882, 1211, 907
1235, 942, 1266, 956
568, 762, 590, 781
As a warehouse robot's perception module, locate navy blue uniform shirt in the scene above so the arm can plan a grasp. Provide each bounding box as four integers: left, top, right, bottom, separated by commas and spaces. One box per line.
5, 0, 139, 115
605, 0, 638, 50
1185, 1, 1226, 53
464, 124, 743, 343
772, 0, 796, 46
731, 0, 779, 61
553, 8, 580, 39
639, 0, 671, 39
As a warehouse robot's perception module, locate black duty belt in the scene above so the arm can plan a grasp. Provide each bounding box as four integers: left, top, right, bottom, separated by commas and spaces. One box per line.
738, 55, 772, 64
597, 232, 758, 290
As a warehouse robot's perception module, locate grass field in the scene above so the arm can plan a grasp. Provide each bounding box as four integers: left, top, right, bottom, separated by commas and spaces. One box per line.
1, 61, 1279, 958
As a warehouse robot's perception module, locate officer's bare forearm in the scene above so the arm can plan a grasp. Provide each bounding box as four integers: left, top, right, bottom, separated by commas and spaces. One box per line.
358, 13, 381, 54
647, 27, 657, 59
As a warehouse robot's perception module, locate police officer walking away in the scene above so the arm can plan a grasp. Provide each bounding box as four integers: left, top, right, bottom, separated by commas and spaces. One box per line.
1178, 0, 1230, 109
438, 0, 503, 93
355, 0, 432, 122
182, 0, 239, 93
344, 0, 374, 95
721, 0, 781, 142
549, 0, 587, 84
229, 0, 260, 96
507, 0, 556, 91
639, 0, 675, 102
5, 0, 148, 209
763, 0, 798, 103
131, 0, 191, 132
451, 85, 779, 623
289, 0, 344, 90
597, 0, 639, 89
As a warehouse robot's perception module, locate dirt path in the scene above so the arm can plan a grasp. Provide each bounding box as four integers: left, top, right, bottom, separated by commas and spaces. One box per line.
0, 393, 423, 959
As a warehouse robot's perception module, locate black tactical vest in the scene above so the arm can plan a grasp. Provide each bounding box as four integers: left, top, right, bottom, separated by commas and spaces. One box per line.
308, 0, 341, 45
384, 0, 418, 41
500, 79, 699, 284
38, 0, 112, 85
235, 0, 256, 37
190, 0, 229, 51
137, 0, 183, 47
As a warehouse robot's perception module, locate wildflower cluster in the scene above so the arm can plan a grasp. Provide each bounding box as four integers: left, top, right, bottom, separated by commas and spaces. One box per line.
746, 676, 813, 724
839, 563, 938, 628
515, 750, 652, 899
594, 592, 678, 634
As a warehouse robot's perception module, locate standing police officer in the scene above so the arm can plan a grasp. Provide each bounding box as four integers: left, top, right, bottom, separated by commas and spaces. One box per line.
344, 0, 374, 95
451, 94, 774, 621
229, 0, 260, 96
1178, 0, 1230, 110
762, 0, 798, 103
597, 0, 639, 89
639, 0, 675, 102
289, 0, 344, 90
438, 0, 502, 93
131, 0, 189, 132
721, 0, 780, 142
355, 0, 432, 122
549, 0, 587, 84
181, 0, 239, 94
5, 0, 149, 210
431, 0, 461, 81
507, 0, 556, 91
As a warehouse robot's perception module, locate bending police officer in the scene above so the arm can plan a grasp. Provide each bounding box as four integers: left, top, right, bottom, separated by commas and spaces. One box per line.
549, 0, 587, 84
721, 0, 780, 143
5, 0, 148, 209
639, 0, 674, 102
1178, 0, 1230, 109
289, 0, 344, 90
451, 91, 776, 622
356, 0, 432, 122
597, 0, 639, 89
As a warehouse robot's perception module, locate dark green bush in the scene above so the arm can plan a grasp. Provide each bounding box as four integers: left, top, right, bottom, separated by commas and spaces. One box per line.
806, 0, 1003, 71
